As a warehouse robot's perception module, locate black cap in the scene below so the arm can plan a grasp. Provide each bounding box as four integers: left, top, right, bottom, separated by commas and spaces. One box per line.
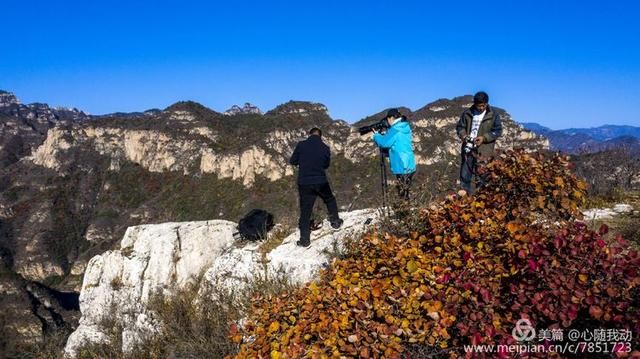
473, 91, 489, 104
385, 108, 402, 119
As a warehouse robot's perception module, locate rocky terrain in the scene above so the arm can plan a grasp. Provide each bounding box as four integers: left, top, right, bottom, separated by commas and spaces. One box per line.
64, 209, 377, 356
0, 90, 548, 355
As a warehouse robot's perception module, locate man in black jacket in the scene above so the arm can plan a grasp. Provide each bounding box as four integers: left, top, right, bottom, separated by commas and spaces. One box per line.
455, 91, 503, 194
289, 127, 343, 247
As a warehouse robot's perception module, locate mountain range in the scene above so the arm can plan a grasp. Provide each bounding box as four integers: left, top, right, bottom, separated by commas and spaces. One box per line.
0, 88, 635, 356
522, 122, 640, 154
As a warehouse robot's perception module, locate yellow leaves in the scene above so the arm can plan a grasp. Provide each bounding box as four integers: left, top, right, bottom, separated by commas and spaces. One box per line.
477, 242, 484, 250
555, 176, 565, 187
268, 321, 280, 334
309, 282, 320, 295
449, 235, 461, 246
425, 300, 443, 313
371, 286, 382, 298
406, 260, 418, 273
385, 314, 396, 325
506, 221, 521, 235
576, 180, 587, 190
472, 201, 485, 209
578, 273, 588, 283
439, 327, 451, 340
270, 350, 282, 359
492, 316, 502, 330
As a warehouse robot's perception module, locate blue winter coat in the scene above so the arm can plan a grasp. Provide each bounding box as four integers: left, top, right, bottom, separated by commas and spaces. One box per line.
373, 119, 416, 175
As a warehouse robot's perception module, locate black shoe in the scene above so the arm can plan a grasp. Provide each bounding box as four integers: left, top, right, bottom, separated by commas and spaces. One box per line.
330, 218, 344, 229
296, 240, 311, 247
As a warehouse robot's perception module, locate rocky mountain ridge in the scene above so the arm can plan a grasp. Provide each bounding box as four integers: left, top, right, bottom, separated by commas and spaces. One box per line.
0, 89, 547, 355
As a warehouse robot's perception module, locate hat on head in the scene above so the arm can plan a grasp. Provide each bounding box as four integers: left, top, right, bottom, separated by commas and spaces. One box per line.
473, 91, 489, 104
385, 108, 402, 119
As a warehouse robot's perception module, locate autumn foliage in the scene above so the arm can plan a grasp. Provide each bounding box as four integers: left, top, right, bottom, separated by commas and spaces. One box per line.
233, 150, 640, 358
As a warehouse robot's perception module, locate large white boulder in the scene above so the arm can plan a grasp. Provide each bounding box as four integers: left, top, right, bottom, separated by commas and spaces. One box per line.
64, 220, 237, 357
201, 208, 378, 292
65, 209, 379, 357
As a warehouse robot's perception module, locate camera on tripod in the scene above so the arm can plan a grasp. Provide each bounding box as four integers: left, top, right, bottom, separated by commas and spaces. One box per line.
358, 118, 390, 136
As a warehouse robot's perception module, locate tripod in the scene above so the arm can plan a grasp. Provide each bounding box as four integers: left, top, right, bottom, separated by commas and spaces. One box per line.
379, 147, 389, 213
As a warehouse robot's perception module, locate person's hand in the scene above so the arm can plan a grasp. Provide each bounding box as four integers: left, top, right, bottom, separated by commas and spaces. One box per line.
460, 132, 468, 141
370, 129, 378, 140
474, 136, 484, 146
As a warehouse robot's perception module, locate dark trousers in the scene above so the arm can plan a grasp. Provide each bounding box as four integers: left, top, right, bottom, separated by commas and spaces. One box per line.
460, 152, 483, 193
298, 182, 339, 244
395, 172, 414, 200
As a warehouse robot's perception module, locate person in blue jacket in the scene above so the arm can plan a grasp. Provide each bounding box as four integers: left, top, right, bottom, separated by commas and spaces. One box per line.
371, 109, 417, 200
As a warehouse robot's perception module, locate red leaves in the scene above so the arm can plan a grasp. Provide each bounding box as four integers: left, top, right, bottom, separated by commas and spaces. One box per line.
234, 150, 640, 358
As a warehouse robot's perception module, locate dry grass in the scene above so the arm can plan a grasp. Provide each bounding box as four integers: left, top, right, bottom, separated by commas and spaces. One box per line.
257, 224, 291, 258
586, 192, 640, 249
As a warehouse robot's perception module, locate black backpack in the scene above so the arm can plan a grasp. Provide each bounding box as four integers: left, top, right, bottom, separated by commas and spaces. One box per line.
237, 209, 275, 241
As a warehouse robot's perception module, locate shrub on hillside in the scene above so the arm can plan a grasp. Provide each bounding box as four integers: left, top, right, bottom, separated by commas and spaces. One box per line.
234, 150, 640, 358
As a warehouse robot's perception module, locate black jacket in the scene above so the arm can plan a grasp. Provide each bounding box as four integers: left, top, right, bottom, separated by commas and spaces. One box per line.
455, 105, 503, 157
289, 135, 330, 185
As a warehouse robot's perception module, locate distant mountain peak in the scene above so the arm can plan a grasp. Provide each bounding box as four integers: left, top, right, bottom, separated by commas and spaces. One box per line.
521, 122, 552, 134
265, 100, 328, 117
0, 90, 20, 107
163, 101, 220, 118
223, 103, 262, 116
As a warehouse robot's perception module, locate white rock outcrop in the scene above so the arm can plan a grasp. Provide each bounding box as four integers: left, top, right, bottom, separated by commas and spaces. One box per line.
202, 208, 377, 291
30, 128, 72, 170
64, 220, 237, 357
64, 209, 378, 357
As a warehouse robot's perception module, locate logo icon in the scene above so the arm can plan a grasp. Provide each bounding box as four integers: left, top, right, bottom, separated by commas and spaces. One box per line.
512, 318, 536, 341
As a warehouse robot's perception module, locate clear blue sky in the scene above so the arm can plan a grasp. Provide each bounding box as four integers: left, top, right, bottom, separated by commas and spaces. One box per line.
2, 0, 639, 129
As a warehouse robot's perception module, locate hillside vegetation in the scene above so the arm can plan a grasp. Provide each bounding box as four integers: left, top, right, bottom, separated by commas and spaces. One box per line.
235, 150, 640, 358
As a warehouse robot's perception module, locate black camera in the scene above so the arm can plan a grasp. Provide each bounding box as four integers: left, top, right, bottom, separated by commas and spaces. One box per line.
463, 136, 477, 154
358, 118, 390, 136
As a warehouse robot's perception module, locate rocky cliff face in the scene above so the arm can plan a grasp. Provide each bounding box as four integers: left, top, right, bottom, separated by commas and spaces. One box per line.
0, 90, 548, 354
26, 96, 547, 186
64, 209, 376, 356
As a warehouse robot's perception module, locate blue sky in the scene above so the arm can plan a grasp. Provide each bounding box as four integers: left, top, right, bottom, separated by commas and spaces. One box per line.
2, 0, 639, 129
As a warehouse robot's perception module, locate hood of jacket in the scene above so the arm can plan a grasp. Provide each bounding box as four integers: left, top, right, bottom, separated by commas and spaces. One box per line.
392, 119, 411, 133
